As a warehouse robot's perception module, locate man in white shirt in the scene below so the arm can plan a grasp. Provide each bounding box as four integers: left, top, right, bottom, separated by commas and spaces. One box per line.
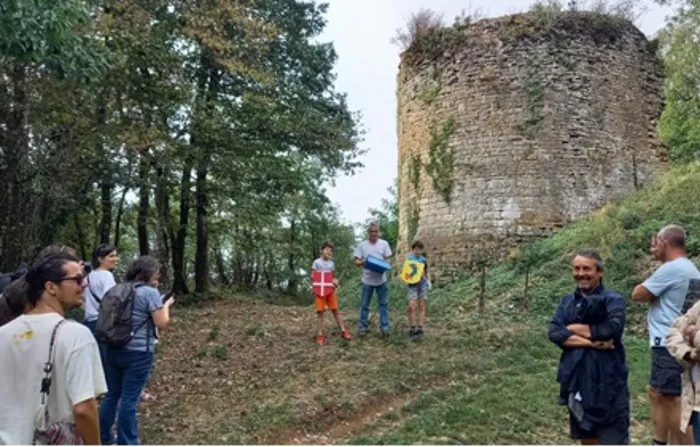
354, 222, 393, 335
0, 250, 107, 445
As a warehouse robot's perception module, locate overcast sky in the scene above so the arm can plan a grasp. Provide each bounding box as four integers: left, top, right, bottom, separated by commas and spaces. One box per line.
318, 0, 671, 225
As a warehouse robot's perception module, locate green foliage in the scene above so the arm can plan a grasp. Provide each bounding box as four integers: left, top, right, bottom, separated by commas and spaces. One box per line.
424, 117, 455, 203
406, 204, 420, 247
658, 1, 700, 163
507, 4, 635, 44
417, 67, 442, 105
524, 66, 545, 131
399, 10, 476, 67
213, 345, 229, 361
207, 325, 221, 342
408, 154, 422, 193
422, 163, 700, 329
0, 0, 363, 299
366, 181, 399, 251
0, 0, 110, 80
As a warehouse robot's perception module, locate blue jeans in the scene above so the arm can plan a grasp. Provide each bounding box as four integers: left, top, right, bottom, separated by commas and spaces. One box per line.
358, 282, 390, 332
692, 411, 700, 445
99, 347, 154, 445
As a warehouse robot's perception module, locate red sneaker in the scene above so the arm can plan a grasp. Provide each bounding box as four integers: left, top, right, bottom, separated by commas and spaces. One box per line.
341, 330, 352, 340
316, 334, 325, 345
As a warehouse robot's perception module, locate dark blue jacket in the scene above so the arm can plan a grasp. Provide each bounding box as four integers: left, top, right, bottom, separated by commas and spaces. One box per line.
548, 284, 629, 427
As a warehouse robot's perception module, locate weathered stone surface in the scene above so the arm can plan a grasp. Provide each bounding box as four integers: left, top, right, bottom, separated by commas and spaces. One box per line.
396, 12, 666, 279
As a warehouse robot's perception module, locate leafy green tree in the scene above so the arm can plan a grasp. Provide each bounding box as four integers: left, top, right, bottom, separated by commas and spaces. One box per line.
657, 0, 700, 162
365, 180, 399, 250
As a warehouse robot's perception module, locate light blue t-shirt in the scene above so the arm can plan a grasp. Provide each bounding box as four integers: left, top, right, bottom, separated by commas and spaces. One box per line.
645, 257, 700, 347
312, 258, 334, 272
126, 285, 163, 352
84, 270, 116, 322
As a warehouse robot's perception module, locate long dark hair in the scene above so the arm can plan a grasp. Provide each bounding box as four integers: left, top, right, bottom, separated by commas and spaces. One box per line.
92, 243, 117, 269
124, 256, 161, 284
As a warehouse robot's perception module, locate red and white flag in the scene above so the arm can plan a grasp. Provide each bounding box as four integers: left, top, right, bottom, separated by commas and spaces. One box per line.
312, 271, 335, 297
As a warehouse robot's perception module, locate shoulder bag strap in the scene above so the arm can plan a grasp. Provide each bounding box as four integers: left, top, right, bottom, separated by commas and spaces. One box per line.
87, 272, 102, 304
40, 319, 68, 410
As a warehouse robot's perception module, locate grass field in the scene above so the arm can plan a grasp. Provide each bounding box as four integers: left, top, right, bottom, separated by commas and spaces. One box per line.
139, 295, 655, 445
138, 163, 700, 444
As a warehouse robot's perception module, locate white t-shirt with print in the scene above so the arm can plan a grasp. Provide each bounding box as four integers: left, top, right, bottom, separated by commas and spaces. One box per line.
0, 313, 107, 445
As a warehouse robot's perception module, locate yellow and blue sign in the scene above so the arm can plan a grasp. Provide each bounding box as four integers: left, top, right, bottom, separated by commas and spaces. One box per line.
401, 259, 425, 285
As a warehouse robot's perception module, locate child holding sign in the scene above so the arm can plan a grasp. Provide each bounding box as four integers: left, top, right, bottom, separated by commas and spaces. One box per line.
311, 242, 351, 345
402, 240, 431, 338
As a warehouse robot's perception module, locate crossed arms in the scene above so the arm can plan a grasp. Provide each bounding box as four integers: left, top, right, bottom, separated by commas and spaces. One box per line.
548, 295, 626, 350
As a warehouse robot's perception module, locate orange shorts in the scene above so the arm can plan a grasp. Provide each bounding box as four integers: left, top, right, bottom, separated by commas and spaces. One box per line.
315, 291, 339, 312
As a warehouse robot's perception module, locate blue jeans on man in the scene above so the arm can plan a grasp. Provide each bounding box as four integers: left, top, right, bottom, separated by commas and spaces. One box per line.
358, 282, 390, 334
99, 346, 154, 445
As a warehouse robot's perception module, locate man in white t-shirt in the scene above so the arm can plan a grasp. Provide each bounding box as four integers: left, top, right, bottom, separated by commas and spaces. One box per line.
633, 225, 700, 445
0, 251, 107, 445
354, 222, 393, 335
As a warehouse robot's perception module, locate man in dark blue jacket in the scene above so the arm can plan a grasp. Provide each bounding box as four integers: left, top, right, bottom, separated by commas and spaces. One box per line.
549, 248, 630, 445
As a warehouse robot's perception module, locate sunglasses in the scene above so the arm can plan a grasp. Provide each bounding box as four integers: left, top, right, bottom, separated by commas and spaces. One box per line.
51, 274, 86, 286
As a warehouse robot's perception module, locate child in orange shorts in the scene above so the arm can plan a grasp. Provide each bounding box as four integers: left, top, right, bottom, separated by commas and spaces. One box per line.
312, 242, 351, 345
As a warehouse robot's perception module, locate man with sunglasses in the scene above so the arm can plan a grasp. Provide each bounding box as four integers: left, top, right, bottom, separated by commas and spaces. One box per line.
0, 250, 106, 445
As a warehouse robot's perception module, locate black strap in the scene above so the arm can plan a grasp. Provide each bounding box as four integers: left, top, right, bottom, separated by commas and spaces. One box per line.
40, 319, 67, 405
87, 273, 102, 304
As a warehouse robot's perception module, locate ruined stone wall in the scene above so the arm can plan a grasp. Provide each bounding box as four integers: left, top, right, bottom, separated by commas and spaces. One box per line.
396, 12, 666, 278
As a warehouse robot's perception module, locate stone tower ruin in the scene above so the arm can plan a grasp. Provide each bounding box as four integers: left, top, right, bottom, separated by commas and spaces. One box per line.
396, 11, 666, 278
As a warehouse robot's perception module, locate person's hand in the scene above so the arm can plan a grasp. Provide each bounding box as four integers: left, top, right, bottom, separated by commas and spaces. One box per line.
165, 296, 176, 308
332, 278, 339, 287
592, 340, 614, 350
427, 280, 432, 289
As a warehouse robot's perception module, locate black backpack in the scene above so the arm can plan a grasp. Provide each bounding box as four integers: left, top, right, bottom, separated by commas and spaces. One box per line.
0, 262, 29, 297
682, 278, 700, 315
96, 281, 150, 346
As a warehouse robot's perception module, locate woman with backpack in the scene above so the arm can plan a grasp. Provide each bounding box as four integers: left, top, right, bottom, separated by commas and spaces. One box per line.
98, 255, 175, 445
84, 243, 119, 334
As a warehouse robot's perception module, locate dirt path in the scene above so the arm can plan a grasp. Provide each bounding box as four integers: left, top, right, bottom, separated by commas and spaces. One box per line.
261, 392, 413, 445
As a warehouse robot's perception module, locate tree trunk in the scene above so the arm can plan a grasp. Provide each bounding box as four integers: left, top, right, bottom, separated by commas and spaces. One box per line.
252, 256, 260, 287
154, 165, 172, 288
215, 244, 229, 286
0, 64, 30, 271
74, 215, 88, 261
96, 87, 111, 245
194, 160, 209, 295
171, 158, 192, 295
137, 154, 150, 255
113, 186, 129, 248
99, 179, 113, 244
287, 218, 297, 294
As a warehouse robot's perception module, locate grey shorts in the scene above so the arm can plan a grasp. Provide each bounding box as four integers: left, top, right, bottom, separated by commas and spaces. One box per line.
649, 347, 683, 396
407, 284, 427, 300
